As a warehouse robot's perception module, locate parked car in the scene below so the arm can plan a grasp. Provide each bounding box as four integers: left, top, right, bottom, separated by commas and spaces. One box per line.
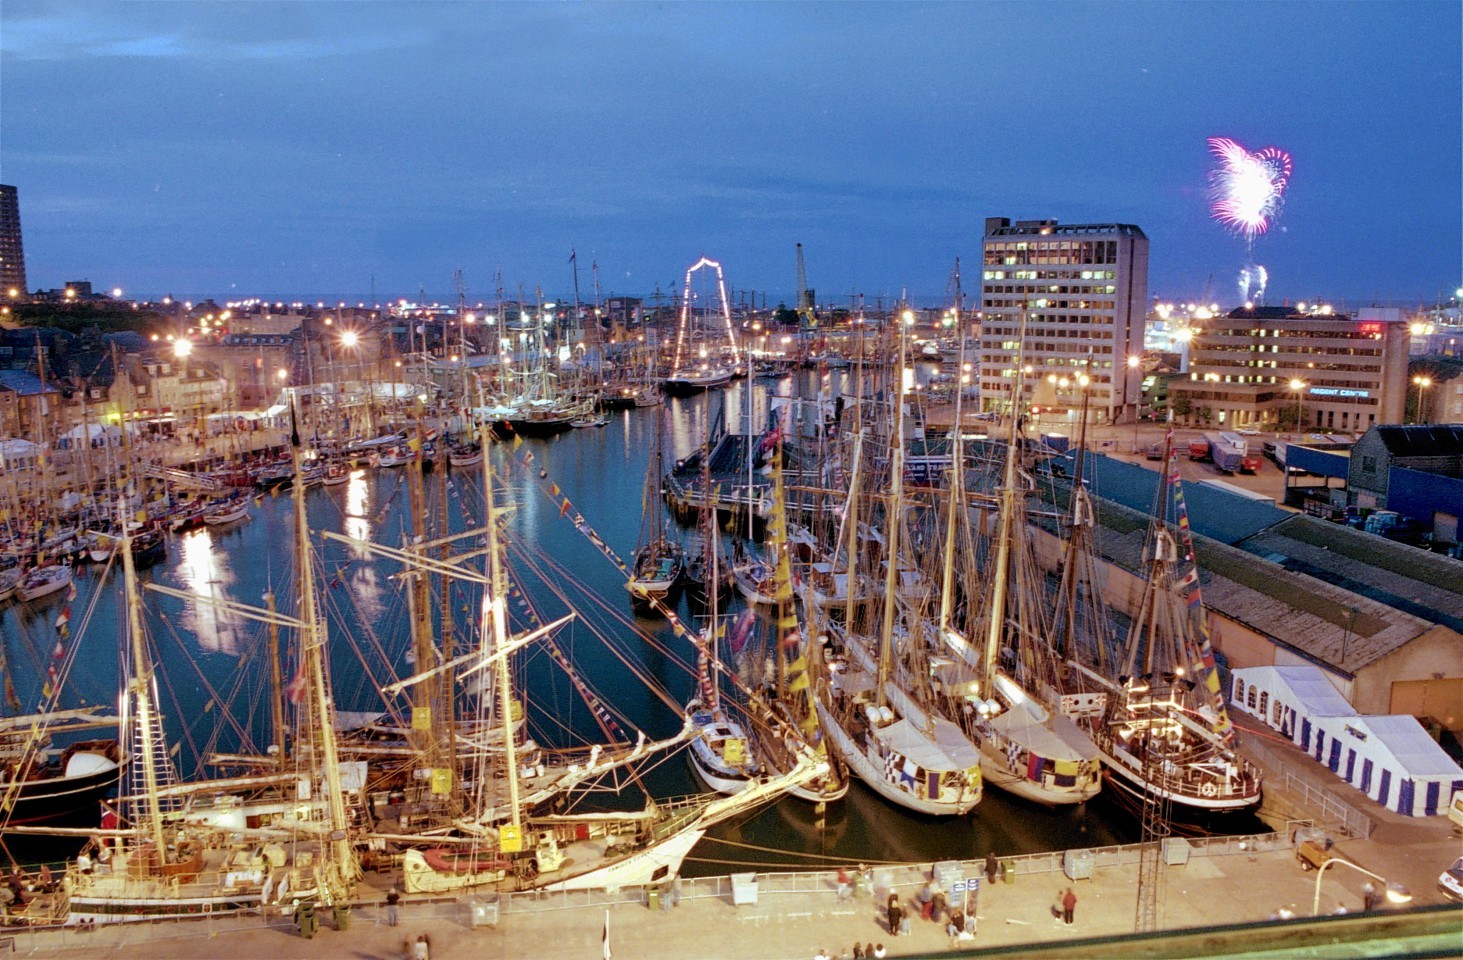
1439, 856, 1463, 902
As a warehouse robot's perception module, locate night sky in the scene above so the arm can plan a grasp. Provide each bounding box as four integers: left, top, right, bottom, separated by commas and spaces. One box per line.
3, 1, 1459, 308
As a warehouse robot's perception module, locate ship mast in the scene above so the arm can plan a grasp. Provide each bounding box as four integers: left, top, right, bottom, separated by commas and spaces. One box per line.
937, 269, 966, 636
119, 498, 169, 858
287, 407, 356, 890
875, 316, 908, 705
980, 308, 1031, 700
480, 422, 523, 836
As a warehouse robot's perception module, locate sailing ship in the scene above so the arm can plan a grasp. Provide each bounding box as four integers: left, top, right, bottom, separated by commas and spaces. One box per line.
625, 413, 684, 613
390, 425, 827, 894
932, 320, 1102, 806
1060, 435, 1262, 815
38, 418, 361, 926
746, 438, 848, 804
664, 257, 738, 396
812, 401, 983, 816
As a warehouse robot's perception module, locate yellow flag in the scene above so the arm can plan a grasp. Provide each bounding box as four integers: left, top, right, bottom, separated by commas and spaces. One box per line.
412, 706, 432, 730
723, 738, 746, 765
499, 823, 524, 853
430, 768, 452, 795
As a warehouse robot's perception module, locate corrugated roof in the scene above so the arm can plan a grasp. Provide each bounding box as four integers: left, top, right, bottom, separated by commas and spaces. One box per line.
1081, 453, 1288, 545
1370, 424, 1463, 459
1237, 515, 1463, 634
1050, 490, 1439, 674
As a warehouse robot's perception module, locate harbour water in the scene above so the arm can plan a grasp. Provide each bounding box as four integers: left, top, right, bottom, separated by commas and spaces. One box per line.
0, 373, 1261, 874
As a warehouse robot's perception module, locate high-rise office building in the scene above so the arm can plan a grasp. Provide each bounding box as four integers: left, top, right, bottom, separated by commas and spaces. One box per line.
979, 218, 1149, 425
1169, 305, 1410, 432
0, 185, 26, 298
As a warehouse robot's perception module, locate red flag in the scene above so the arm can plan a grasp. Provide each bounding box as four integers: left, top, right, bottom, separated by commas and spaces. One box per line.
286, 666, 308, 704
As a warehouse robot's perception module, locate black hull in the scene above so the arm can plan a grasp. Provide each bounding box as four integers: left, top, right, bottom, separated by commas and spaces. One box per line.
1099, 767, 1264, 836
500, 418, 575, 438
1, 757, 122, 828
664, 379, 715, 397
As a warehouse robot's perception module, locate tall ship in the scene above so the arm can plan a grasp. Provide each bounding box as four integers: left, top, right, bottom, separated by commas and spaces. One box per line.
1059, 435, 1262, 816
812, 360, 983, 816
32, 420, 362, 925
927, 320, 1102, 806
663, 256, 738, 396
366, 426, 828, 894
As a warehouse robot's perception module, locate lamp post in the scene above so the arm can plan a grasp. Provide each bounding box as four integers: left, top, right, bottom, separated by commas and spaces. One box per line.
1289, 378, 1306, 433
1411, 375, 1432, 424
1311, 857, 1411, 916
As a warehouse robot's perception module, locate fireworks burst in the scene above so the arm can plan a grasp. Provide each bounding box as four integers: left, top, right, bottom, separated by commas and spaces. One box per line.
1207, 137, 1292, 239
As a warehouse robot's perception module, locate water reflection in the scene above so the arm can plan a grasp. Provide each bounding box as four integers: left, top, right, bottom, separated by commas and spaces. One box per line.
175, 527, 243, 656
343, 469, 372, 551
341, 469, 384, 623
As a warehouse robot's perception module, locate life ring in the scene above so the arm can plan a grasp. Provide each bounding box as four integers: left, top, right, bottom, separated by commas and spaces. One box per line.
1201, 782, 1218, 798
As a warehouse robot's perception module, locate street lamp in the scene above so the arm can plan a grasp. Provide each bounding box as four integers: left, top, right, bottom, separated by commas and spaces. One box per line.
1310, 857, 1412, 916
1289, 379, 1307, 432
1411, 375, 1432, 424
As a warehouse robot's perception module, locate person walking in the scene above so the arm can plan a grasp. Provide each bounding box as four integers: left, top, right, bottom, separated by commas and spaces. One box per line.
384, 887, 400, 927
412, 933, 431, 960
985, 851, 1000, 885
1062, 887, 1078, 925
916, 878, 934, 920
836, 867, 852, 902
886, 893, 901, 937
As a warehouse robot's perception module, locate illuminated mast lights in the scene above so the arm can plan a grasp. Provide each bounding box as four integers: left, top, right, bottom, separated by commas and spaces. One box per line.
673, 256, 740, 373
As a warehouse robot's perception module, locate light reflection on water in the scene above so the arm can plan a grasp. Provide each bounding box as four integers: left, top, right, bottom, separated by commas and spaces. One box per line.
175, 527, 242, 657
1, 372, 1265, 872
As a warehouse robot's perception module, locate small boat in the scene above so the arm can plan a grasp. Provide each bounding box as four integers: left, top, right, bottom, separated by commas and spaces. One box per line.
376, 446, 414, 468
0, 567, 20, 603
729, 557, 777, 606
447, 442, 484, 468
321, 460, 351, 486
18, 564, 73, 603
686, 695, 760, 795
203, 498, 250, 525
167, 505, 207, 533
664, 365, 732, 396
131, 530, 167, 569
571, 413, 608, 429
625, 539, 684, 612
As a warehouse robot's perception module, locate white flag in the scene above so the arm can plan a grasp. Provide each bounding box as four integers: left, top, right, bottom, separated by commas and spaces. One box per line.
602, 908, 612, 960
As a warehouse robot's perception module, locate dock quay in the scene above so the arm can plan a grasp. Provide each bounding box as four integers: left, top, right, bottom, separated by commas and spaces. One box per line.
11, 816, 1457, 960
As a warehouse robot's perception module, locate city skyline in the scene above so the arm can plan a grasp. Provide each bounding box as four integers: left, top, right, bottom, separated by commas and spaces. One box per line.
1, 1, 1459, 307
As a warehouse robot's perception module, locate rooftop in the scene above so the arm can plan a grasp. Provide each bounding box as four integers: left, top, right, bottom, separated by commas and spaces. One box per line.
1367, 424, 1463, 460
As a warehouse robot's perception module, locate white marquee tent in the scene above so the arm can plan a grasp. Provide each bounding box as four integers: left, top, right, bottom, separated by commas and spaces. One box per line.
1233, 665, 1463, 817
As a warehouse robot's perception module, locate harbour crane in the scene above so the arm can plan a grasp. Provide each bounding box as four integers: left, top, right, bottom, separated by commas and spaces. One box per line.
796, 243, 817, 330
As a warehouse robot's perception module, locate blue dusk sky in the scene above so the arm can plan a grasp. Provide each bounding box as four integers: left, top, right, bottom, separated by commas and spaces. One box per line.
1, 1, 1459, 309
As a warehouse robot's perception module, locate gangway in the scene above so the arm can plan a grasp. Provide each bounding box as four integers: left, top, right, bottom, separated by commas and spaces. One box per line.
140, 461, 224, 493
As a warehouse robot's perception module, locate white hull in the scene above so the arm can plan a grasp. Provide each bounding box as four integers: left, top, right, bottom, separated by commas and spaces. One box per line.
18, 565, 72, 602
401, 824, 707, 896
540, 826, 705, 891
815, 700, 977, 816
977, 743, 1100, 806
688, 747, 752, 795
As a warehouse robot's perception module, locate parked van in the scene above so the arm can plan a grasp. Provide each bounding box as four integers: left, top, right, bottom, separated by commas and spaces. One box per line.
1449, 788, 1463, 834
